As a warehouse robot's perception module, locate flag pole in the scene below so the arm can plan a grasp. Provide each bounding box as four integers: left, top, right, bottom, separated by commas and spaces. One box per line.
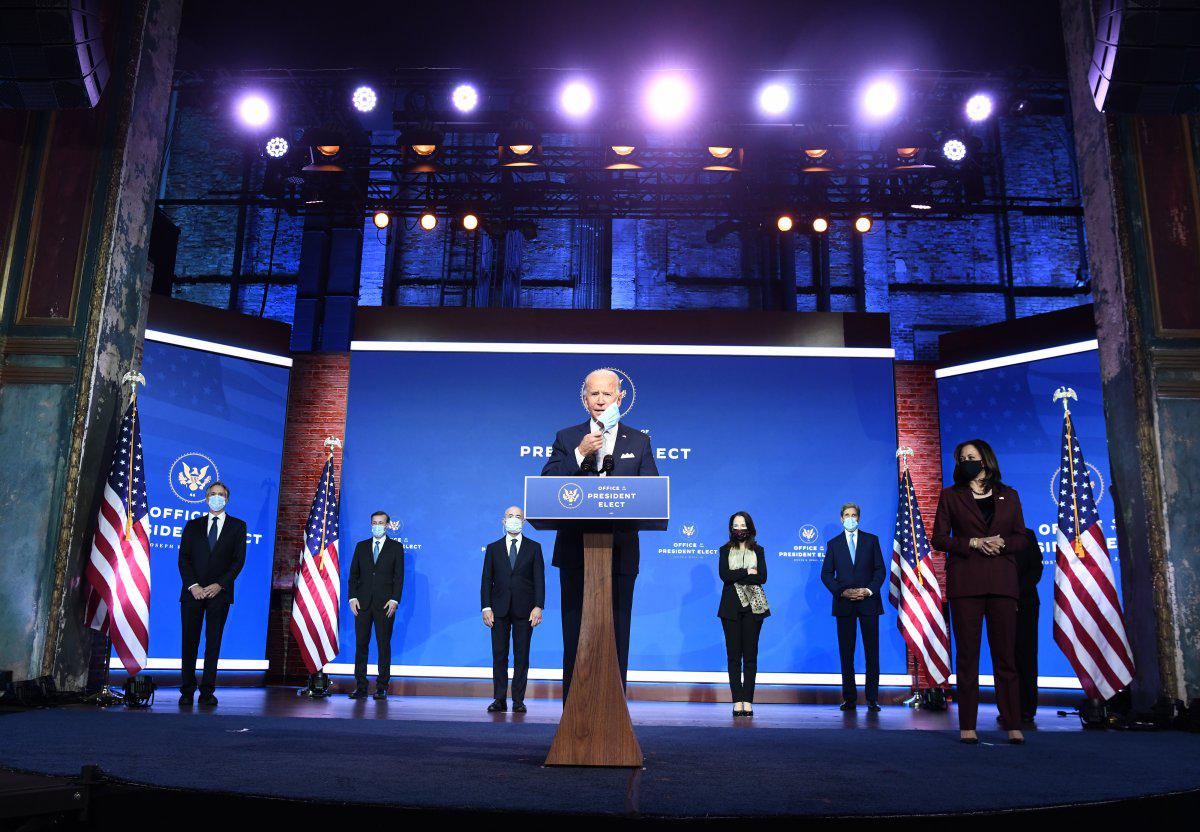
316, 436, 342, 572
896, 447, 921, 587
1054, 387, 1086, 559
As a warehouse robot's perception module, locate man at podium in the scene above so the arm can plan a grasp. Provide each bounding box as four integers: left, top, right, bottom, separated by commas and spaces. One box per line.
541, 368, 659, 697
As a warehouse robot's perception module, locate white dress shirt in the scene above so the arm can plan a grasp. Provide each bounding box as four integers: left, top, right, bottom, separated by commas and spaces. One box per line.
573, 418, 618, 475
482, 532, 524, 613
845, 528, 871, 596
187, 511, 225, 591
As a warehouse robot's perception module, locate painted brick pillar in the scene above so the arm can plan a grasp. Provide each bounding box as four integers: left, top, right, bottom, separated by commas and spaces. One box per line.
266, 353, 351, 684
0, 0, 182, 687
893, 361, 949, 689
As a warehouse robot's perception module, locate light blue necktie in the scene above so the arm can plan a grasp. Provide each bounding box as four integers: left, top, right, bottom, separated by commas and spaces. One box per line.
373, 540, 380, 564
849, 532, 857, 565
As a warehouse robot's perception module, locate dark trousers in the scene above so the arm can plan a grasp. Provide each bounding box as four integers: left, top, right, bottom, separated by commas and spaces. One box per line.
836, 613, 880, 703
490, 614, 533, 703
721, 614, 764, 702
560, 568, 635, 699
180, 593, 231, 695
1015, 601, 1040, 718
353, 603, 395, 690
950, 594, 1020, 731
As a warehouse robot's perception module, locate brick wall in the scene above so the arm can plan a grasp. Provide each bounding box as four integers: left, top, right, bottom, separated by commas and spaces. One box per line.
266, 353, 351, 683
893, 361, 949, 689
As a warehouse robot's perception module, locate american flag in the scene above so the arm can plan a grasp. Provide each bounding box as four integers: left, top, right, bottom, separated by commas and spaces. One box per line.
1052, 410, 1134, 700
889, 468, 951, 684
289, 455, 341, 674
84, 401, 151, 675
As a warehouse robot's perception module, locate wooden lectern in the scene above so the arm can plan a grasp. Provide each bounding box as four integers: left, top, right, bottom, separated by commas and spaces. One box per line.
524, 476, 669, 768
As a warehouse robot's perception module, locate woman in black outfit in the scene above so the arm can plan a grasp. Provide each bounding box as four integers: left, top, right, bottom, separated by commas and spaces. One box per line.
718, 511, 770, 717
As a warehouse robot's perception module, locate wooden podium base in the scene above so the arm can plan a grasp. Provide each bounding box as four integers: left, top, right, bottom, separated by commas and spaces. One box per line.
544, 532, 643, 767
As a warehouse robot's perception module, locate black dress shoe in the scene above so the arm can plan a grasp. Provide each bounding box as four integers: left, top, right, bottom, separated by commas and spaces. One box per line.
198, 694, 218, 707
1008, 735, 1026, 745
178, 691, 194, 706
840, 700, 856, 711
372, 689, 388, 700
512, 702, 527, 713
867, 701, 882, 712
486, 699, 507, 712
348, 688, 368, 699
745, 708, 754, 717
960, 735, 980, 745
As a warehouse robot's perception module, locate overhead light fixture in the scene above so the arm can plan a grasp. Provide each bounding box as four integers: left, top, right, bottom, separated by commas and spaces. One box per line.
420, 212, 438, 231
236, 92, 271, 128
889, 129, 934, 169
942, 137, 968, 162
644, 73, 694, 124
965, 93, 994, 122
776, 215, 794, 232
352, 85, 377, 113
264, 136, 289, 158
861, 78, 900, 120
498, 119, 542, 167
301, 128, 348, 172
605, 123, 645, 170
811, 216, 829, 233
854, 216, 874, 233
452, 83, 479, 113
400, 124, 445, 172
372, 211, 390, 229
703, 129, 743, 171
910, 202, 932, 211
462, 213, 479, 231
560, 80, 595, 117
758, 82, 790, 116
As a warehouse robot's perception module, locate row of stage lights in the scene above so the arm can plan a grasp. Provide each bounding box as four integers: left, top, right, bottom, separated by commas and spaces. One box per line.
237, 76, 996, 127
369, 210, 873, 235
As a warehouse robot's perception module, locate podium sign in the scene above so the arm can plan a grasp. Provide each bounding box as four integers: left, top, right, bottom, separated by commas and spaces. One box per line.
524, 475, 669, 768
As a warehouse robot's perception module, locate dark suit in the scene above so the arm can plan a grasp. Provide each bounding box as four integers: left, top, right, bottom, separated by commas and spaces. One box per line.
541, 419, 658, 697
717, 543, 769, 702
481, 534, 545, 704
820, 529, 885, 704
178, 512, 247, 696
931, 483, 1026, 731
1014, 528, 1043, 719
348, 536, 404, 691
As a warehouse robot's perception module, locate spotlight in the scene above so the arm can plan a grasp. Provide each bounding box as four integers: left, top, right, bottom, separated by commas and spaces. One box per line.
560, 81, 594, 117
400, 124, 444, 172
942, 138, 967, 162
452, 83, 479, 113
352, 85, 377, 113
373, 211, 390, 229
316, 144, 340, 157
758, 82, 790, 116
264, 136, 289, 158
122, 675, 156, 708
301, 128, 348, 173
645, 73, 694, 124
236, 93, 271, 128
498, 119, 541, 167
910, 203, 932, 211
462, 213, 479, 231
605, 124, 645, 170
800, 132, 837, 172
861, 79, 899, 119
703, 131, 743, 172
302, 672, 332, 698
965, 93, 993, 122
776, 215, 794, 232
420, 212, 438, 231
811, 216, 829, 233
889, 129, 934, 169
854, 216, 873, 233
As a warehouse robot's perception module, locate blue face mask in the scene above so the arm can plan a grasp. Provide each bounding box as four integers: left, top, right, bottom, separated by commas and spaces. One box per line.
842, 517, 859, 532
598, 401, 621, 431
371, 524, 387, 539
504, 517, 523, 534
207, 495, 227, 513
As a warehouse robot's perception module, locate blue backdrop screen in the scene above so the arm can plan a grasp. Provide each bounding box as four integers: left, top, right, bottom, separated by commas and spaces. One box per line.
135, 339, 290, 665
340, 348, 904, 678
937, 348, 1119, 682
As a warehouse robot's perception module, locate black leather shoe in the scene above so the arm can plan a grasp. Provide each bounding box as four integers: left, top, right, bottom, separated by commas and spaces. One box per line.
348, 688, 368, 699
745, 708, 754, 717
867, 701, 882, 712
512, 702, 527, 713
960, 734, 980, 745
486, 699, 507, 712
198, 694, 218, 707
840, 700, 856, 711
373, 689, 388, 700
178, 691, 194, 706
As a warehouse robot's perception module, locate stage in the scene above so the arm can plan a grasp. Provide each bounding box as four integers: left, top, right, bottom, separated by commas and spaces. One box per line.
3, 690, 1199, 820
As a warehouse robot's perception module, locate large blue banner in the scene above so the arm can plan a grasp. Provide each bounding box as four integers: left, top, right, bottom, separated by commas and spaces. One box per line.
937, 347, 1119, 684
134, 338, 290, 667
339, 348, 904, 681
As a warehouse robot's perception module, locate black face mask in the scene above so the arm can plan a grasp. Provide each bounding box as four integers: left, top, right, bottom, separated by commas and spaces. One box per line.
954, 459, 985, 485
732, 529, 750, 542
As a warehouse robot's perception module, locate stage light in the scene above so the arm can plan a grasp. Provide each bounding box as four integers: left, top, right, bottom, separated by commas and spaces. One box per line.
264, 136, 289, 158
911, 203, 932, 211
236, 93, 271, 128
560, 81, 594, 116
612, 145, 635, 156
942, 138, 967, 162
758, 82, 790, 115
301, 128, 348, 173
452, 83, 479, 113
645, 73, 693, 123
804, 148, 828, 160
708, 146, 733, 159
965, 93, 994, 122
605, 124, 645, 170
702, 131, 743, 171
776, 215, 794, 232
498, 119, 541, 167
420, 213, 438, 231
373, 211, 390, 229
811, 216, 829, 233
352, 85, 377, 113
316, 144, 340, 157
896, 146, 919, 160
861, 79, 899, 119
854, 216, 873, 233
122, 675, 156, 708
462, 213, 479, 231
400, 124, 444, 172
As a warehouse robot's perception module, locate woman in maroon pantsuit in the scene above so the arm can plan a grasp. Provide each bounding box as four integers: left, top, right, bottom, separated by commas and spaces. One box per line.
932, 439, 1027, 745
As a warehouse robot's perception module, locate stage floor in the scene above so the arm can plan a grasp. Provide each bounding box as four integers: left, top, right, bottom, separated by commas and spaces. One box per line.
2, 689, 1199, 818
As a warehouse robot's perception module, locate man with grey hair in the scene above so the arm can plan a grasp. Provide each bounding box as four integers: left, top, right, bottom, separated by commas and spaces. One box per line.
820, 501, 885, 711
541, 368, 659, 698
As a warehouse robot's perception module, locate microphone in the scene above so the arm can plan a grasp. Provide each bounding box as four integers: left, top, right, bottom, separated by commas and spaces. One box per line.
601, 454, 614, 475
